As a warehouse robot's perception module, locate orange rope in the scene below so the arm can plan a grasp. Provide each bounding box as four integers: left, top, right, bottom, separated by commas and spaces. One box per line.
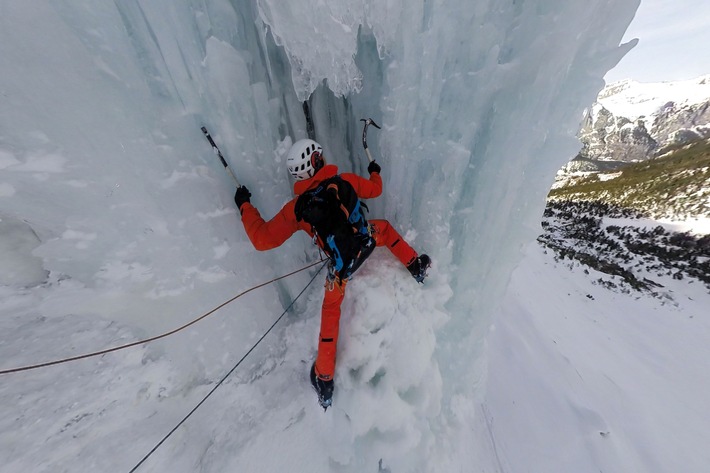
0, 260, 325, 375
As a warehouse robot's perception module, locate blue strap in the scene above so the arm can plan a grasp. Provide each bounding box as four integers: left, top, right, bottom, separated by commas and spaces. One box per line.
326, 235, 344, 272
348, 200, 361, 224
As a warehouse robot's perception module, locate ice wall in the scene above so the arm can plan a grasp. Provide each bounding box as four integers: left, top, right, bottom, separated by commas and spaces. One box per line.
0, 0, 639, 470
258, 0, 640, 395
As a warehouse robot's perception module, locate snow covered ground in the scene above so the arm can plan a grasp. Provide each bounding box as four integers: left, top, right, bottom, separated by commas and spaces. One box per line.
3, 230, 708, 472
605, 215, 710, 236
483, 240, 710, 473
0, 253, 452, 472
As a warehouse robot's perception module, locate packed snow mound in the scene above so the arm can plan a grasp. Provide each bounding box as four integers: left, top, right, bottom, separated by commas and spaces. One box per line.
0, 215, 47, 286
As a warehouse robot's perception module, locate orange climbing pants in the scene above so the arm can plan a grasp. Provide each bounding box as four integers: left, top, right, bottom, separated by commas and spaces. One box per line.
313, 219, 417, 381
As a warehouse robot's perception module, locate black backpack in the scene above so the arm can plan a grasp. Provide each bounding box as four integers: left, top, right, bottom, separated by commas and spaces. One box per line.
294, 175, 375, 279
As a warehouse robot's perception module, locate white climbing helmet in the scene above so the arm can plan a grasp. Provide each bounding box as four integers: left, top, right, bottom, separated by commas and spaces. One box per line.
286, 138, 324, 181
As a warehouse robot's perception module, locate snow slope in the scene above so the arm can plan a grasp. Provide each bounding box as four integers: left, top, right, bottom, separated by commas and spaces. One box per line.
483, 242, 710, 473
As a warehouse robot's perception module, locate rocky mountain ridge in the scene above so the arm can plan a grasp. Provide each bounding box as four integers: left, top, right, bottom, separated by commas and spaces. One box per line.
563, 75, 710, 173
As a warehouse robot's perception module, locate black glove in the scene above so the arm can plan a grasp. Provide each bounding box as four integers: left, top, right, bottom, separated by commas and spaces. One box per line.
367, 160, 381, 175
234, 186, 251, 211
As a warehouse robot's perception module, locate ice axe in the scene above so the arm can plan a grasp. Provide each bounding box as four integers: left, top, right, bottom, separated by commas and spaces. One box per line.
201, 126, 241, 187
359, 118, 381, 163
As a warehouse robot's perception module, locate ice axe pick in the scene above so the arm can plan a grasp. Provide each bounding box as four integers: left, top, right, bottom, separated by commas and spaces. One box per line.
359, 118, 381, 163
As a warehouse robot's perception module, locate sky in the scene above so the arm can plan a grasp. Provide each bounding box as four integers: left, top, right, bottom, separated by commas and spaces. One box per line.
605, 0, 710, 83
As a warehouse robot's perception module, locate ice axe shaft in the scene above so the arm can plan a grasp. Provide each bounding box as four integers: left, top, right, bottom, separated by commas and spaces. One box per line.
201, 126, 241, 187
360, 118, 381, 162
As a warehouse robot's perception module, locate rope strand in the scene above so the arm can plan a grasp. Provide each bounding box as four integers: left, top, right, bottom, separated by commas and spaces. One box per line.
0, 260, 325, 375
128, 260, 328, 473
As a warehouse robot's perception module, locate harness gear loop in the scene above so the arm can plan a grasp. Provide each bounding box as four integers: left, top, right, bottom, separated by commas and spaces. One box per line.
324, 261, 346, 294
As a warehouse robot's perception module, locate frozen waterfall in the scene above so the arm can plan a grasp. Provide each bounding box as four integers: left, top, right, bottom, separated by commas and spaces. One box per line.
0, 1, 639, 471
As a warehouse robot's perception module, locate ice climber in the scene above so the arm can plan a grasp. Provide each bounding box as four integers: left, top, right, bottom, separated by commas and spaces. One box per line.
233, 138, 430, 409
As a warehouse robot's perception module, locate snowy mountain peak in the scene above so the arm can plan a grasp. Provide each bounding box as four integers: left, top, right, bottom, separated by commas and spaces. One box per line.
571, 74, 710, 167
597, 78, 635, 99
598, 74, 710, 120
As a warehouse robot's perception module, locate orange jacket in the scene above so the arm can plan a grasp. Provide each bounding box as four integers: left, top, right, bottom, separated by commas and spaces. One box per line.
240, 164, 382, 251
